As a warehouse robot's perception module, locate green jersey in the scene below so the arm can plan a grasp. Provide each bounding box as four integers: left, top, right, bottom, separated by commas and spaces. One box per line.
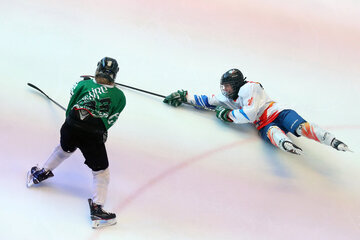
66, 79, 126, 130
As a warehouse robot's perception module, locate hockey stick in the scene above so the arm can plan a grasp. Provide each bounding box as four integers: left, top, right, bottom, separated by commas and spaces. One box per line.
27, 83, 66, 111
80, 75, 215, 112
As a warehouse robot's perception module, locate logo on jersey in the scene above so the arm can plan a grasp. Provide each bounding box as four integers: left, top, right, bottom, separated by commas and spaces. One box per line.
248, 97, 254, 106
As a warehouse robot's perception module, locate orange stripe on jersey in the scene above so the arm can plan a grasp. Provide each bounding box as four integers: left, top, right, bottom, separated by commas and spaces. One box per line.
301, 122, 320, 142
248, 81, 261, 84
255, 102, 280, 130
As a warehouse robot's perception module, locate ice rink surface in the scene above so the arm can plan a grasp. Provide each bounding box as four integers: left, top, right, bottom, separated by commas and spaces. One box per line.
1, 0, 360, 239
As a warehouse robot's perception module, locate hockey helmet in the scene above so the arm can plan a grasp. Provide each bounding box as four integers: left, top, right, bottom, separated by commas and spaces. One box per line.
95, 57, 119, 82
220, 68, 247, 100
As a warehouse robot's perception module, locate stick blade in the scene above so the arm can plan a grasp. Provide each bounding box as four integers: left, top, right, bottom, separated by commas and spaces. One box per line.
27, 82, 38, 90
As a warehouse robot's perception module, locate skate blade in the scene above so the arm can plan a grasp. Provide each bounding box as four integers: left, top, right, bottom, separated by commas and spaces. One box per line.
286, 149, 303, 156
344, 146, 354, 153
26, 171, 34, 188
295, 150, 303, 156
91, 218, 117, 229
340, 146, 353, 153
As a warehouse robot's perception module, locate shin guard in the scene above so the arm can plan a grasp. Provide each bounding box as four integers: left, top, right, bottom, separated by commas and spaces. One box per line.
296, 122, 334, 146
267, 126, 303, 155
92, 168, 110, 206
267, 126, 291, 150
43, 145, 72, 171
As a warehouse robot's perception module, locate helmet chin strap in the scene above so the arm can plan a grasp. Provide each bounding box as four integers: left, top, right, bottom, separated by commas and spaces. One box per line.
223, 81, 247, 100
231, 81, 248, 100
230, 94, 239, 101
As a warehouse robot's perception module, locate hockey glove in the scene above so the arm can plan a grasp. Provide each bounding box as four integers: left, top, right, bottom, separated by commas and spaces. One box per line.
215, 106, 233, 122
163, 90, 188, 107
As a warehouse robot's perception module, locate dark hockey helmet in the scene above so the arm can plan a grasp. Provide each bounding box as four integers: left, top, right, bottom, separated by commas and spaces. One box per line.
220, 68, 247, 100
95, 57, 119, 82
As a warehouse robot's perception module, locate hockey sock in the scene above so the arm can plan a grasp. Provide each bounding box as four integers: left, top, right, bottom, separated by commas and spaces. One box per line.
296, 122, 334, 146
43, 145, 72, 171
92, 168, 110, 206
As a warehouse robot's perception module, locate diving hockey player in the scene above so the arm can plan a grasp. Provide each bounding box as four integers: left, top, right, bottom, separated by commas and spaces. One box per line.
27, 57, 126, 228
163, 68, 350, 155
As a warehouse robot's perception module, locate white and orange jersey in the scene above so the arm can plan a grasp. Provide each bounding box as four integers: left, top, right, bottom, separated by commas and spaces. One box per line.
186, 81, 285, 130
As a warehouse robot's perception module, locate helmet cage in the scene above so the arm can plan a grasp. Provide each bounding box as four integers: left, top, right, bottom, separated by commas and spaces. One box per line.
220, 69, 246, 100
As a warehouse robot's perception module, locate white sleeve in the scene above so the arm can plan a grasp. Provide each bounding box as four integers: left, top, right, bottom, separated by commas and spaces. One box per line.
187, 93, 220, 108
228, 84, 262, 124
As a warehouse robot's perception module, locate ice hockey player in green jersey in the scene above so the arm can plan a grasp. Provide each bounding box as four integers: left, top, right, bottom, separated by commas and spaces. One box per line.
27, 57, 126, 229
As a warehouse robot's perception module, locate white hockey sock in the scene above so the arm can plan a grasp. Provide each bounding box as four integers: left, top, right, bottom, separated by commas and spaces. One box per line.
43, 145, 72, 171
92, 168, 110, 206
266, 126, 292, 152
296, 122, 335, 146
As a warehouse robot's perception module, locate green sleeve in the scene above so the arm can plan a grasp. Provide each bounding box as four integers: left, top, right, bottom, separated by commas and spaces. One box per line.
66, 81, 83, 117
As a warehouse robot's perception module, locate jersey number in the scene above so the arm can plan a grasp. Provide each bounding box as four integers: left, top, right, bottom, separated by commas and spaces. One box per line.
83, 98, 111, 113
99, 98, 111, 112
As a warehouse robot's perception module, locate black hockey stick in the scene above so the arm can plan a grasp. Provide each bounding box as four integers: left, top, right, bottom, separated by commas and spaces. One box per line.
80, 75, 215, 112
116, 82, 166, 98
27, 83, 66, 111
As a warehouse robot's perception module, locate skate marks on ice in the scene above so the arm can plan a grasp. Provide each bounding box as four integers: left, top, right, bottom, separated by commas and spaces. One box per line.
114, 137, 259, 213
88, 124, 358, 240
262, 124, 358, 178
87, 137, 258, 239
104, 124, 356, 213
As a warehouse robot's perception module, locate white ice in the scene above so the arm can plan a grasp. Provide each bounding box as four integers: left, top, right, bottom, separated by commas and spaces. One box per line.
1, 0, 360, 239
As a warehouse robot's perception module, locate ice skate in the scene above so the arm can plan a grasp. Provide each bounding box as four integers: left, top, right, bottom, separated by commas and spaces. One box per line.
26, 166, 54, 188
331, 139, 352, 152
88, 199, 117, 229
282, 141, 303, 155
